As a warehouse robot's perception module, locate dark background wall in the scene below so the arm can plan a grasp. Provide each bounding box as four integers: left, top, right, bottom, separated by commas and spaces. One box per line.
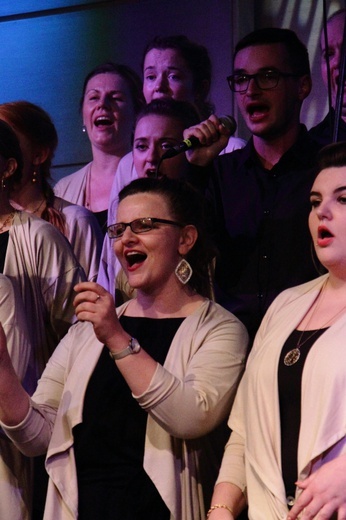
0, 0, 343, 182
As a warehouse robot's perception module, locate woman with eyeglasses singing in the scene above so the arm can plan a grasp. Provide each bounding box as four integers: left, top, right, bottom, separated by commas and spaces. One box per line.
0, 176, 248, 520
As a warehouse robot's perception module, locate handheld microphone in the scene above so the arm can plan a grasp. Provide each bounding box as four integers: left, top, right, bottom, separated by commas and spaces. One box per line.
161, 115, 237, 159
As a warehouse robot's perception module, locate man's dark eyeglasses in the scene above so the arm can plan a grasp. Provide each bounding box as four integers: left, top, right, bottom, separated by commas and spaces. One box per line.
107, 217, 183, 239
227, 69, 301, 93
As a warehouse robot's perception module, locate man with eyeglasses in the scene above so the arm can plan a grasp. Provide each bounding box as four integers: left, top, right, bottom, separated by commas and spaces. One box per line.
184, 27, 321, 345
309, 9, 346, 145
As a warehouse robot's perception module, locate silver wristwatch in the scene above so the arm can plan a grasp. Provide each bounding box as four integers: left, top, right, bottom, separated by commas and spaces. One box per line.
109, 337, 141, 360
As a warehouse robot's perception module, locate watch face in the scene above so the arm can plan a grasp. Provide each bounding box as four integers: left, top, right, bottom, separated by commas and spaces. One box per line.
130, 338, 141, 354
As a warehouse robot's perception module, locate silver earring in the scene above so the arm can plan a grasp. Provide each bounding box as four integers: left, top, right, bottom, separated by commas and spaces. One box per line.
175, 258, 193, 284
82, 125, 86, 133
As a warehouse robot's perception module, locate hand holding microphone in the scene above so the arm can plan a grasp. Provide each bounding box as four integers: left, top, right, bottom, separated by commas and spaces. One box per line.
162, 114, 237, 164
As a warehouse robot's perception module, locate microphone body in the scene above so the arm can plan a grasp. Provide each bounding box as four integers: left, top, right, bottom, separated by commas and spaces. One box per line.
161, 115, 237, 159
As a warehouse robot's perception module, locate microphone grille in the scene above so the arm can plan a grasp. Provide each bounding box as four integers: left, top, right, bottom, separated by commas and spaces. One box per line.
219, 115, 237, 135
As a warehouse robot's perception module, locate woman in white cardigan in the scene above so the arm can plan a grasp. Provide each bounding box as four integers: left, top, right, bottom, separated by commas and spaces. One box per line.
207, 141, 346, 520
0, 177, 248, 520
0, 118, 87, 520
54, 62, 144, 234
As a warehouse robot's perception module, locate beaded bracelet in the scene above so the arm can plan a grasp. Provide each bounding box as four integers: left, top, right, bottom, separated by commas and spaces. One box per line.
206, 504, 234, 518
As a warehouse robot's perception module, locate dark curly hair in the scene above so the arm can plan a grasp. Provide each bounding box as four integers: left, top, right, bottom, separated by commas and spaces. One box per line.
118, 176, 217, 298
0, 119, 23, 190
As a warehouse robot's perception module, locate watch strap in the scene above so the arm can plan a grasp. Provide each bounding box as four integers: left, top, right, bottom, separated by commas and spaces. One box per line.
109, 337, 141, 360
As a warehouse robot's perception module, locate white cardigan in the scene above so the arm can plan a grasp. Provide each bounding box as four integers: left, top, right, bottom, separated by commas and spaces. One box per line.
54, 164, 90, 207
0, 275, 33, 520
53, 197, 103, 282
3, 299, 248, 520
217, 273, 346, 519
4, 211, 85, 383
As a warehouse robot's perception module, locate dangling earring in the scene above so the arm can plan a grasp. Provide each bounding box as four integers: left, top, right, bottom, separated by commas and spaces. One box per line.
1, 177, 6, 191
175, 258, 193, 284
82, 125, 86, 133
32, 170, 38, 183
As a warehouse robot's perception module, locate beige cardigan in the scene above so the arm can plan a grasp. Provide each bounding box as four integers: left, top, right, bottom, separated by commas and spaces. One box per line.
4, 211, 85, 383
54, 164, 90, 207
0, 275, 33, 520
3, 299, 248, 520
53, 197, 103, 282
217, 274, 346, 519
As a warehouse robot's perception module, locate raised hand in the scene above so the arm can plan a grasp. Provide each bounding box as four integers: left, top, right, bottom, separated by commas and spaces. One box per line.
183, 114, 231, 166
74, 282, 126, 347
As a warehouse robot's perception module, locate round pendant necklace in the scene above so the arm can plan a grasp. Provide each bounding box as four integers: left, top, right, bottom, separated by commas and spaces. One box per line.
284, 281, 346, 366
284, 347, 301, 366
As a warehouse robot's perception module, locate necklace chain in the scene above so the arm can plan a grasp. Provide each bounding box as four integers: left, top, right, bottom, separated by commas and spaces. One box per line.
85, 163, 92, 209
284, 280, 346, 366
30, 198, 46, 214
0, 211, 15, 233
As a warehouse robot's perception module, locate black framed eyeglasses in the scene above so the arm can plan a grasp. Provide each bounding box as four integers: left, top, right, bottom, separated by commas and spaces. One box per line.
107, 217, 183, 239
227, 69, 301, 93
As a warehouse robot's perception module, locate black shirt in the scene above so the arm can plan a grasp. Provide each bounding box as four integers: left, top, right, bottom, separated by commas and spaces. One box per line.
0, 231, 9, 273
93, 209, 108, 236
278, 328, 328, 497
73, 315, 184, 520
207, 126, 321, 342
